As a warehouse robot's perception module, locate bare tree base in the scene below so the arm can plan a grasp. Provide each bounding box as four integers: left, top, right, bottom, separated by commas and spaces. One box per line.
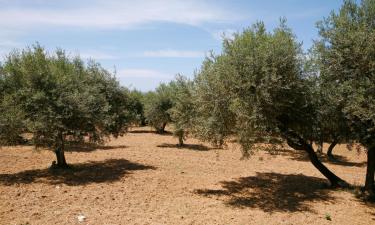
49, 161, 71, 170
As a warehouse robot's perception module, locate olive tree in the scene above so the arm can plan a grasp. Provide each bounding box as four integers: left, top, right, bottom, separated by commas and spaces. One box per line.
0, 59, 27, 145
128, 89, 146, 126
0, 95, 26, 145
193, 55, 236, 147
194, 21, 347, 187
0, 45, 133, 168
144, 84, 173, 133
316, 0, 375, 193
304, 51, 352, 158
168, 74, 196, 146
316, 85, 352, 158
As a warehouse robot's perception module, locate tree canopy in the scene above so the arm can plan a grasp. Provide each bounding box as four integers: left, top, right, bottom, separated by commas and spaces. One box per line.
316, 0, 375, 192
168, 74, 196, 146
0, 45, 133, 167
143, 83, 173, 134
190, 20, 347, 187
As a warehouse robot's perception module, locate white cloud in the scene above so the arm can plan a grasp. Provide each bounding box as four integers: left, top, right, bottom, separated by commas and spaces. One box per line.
77, 50, 118, 60
142, 49, 205, 58
0, 40, 20, 48
0, 0, 240, 30
0, 39, 22, 58
212, 29, 237, 41
117, 69, 170, 79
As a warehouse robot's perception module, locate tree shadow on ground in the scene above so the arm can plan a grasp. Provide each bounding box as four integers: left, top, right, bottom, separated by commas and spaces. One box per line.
129, 130, 173, 135
195, 172, 335, 213
0, 159, 155, 186
129, 130, 156, 134
157, 143, 215, 151
265, 148, 366, 167
324, 155, 367, 167
65, 143, 128, 152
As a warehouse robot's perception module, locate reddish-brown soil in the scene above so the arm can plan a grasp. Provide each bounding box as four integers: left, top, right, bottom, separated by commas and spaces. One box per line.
0, 127, 374, 225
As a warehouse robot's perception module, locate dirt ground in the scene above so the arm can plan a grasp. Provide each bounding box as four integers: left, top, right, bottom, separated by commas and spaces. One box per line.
0, 126, 374, 225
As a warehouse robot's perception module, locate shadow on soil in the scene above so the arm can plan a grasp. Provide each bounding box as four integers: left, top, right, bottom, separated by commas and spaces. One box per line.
65, 143, 128, 152
195, 172, 335, 213
265, 148, 366, 167
129, 130, 173, 135
0, 159, 155, 186
157, 143, 215, 151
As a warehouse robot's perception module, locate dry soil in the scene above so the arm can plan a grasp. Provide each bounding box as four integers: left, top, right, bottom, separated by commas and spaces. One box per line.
0, 127, 374, 225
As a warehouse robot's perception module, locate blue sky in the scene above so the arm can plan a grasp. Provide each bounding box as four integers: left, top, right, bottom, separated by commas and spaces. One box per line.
0, 0, 343, 91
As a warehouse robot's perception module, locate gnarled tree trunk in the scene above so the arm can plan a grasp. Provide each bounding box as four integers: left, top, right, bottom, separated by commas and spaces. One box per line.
178, 134, 184, 147
283, 128, 347, 187
162, 122, 167, 133
55, 146, 68, 168
316, 136, 323, 154
365, 147, 375, 195
303, 142, 345, 187
327, 139, 338, 159
156, 122, 167, 134
54, 132, 68, 168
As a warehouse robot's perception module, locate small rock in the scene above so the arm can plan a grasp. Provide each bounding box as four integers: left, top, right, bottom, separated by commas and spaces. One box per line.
77, 214, 86, 222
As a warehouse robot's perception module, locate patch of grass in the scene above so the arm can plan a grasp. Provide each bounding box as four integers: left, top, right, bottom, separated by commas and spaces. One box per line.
325, 213, 332, 221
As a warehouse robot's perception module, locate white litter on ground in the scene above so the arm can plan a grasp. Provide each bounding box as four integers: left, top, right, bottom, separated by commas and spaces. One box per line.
77, 214, 86, 222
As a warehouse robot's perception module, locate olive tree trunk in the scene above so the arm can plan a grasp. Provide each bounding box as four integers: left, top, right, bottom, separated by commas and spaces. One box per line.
162, 122, 167, 132
283, 129, 347, 187
174, 129, 184, 147
365, 147, 375, 194
304, 142, 345, 187
178, 135, 184, 147
55, 147, 68, 167
54, 132, 68, 168
156, 122, 167, 134
316, 135, 324, 154
327, 139, 338, 158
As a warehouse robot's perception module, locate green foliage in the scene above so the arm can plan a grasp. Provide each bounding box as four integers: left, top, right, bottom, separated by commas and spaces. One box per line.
0, 94, 26, 145
316, 0, 375, 149
193, 55, 236, 147
227, 21, 313, 155
0, 63, 26, 145
325, 213, 332, 221
0, 44, 132, 164
168, 74, 196, 146
144, 83, 173, 133
128, 89, 146, 126
193, 20, 314, 155
316, 0, 375, 191
304, 49, 352, 150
